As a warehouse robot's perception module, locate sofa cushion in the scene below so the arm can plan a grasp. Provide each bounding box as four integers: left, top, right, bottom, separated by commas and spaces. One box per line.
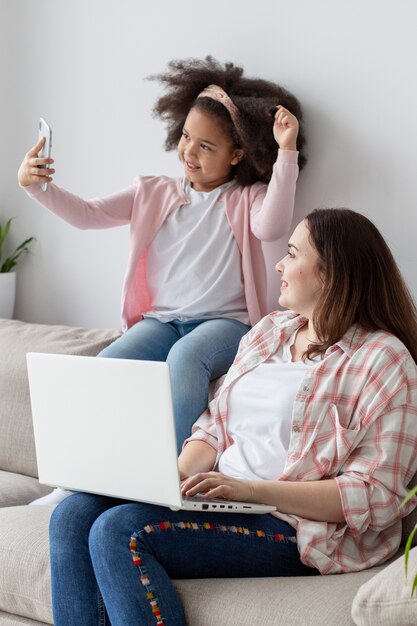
0, 611, 47, 625
351, 546, 417, 625
0, 506, 54, 625
175, 563, 395, 626
0, 319, 121, 479
0, 471, 51, 508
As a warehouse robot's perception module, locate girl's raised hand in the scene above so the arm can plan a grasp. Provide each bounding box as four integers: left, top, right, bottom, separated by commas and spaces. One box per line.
181, 471, 255, 503
18, 137, 55, 188
273, 106, 299, 151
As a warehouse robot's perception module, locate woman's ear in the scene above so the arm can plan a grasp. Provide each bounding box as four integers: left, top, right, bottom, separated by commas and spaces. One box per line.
231, 149, 245, 165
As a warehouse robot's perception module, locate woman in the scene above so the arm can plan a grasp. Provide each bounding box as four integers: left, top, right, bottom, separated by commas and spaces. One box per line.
50, 208, 417, 626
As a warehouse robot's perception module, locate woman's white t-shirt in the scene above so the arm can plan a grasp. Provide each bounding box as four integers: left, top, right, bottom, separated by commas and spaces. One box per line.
218, 331, 319, 481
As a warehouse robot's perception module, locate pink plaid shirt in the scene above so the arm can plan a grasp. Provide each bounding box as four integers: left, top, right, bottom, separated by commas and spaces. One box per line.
187, 311, 417, 574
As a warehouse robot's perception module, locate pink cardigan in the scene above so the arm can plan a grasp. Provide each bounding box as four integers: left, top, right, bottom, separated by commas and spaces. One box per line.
24, 150, 299, 330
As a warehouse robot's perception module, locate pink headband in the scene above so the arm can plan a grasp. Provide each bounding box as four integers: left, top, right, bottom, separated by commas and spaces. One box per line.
197, 84, 240, 127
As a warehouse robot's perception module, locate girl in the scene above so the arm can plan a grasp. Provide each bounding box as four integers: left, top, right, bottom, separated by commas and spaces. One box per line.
18, 56, 305, 451
49, 208, 417, 625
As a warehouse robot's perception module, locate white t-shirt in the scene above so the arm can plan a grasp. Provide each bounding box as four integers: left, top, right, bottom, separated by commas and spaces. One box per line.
218, 331, 318, 481
144, 179, 249, 324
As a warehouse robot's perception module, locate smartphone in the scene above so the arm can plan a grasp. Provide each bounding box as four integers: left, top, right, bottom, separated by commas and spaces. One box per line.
38, 117, 52, 192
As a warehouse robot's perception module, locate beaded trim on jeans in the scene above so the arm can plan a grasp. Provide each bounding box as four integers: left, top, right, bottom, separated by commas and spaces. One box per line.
130, 533, 164, 626
129, 520, 296, 625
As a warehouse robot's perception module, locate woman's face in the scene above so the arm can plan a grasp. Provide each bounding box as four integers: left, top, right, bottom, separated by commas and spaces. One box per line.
178, 107, 243, 192
275, 220, 323, 319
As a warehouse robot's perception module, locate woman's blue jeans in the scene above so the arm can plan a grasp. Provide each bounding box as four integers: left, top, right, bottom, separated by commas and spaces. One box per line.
50, 492, 318, 626
99, 317, 250, 451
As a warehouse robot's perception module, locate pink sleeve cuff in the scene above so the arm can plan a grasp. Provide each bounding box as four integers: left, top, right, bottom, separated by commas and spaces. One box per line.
277, 149, 299, 165
335, 475, 371, 536
183, 430, 218, 451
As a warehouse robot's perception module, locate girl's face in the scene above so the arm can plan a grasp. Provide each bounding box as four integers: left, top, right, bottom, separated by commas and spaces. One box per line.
275, 220, 323, 319
178, 107, 244, 192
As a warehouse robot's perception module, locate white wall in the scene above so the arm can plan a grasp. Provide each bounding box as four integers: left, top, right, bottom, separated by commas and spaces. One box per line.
1, 0, 416, 328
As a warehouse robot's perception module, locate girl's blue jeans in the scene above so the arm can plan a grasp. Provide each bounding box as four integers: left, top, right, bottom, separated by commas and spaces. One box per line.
99, 317, 250, 451
50, 492, 318, 626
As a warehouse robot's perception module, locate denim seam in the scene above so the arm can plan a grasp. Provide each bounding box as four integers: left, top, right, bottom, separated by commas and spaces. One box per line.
97, 589, 107, 626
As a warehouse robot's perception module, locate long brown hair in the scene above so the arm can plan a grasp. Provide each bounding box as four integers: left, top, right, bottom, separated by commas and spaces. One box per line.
305, 208, 417, 363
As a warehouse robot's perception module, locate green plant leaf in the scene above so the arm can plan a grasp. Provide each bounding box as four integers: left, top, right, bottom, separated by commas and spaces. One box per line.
0, 218, 12, 246
404, 523, 417, 578
402, 487, 417, 597
412, 573, 417, 597
1, 258, 17, 273
0, 218, 13, 261
8, 237, 34, 263
402, 485, 417, 507
0, 218, 34, 272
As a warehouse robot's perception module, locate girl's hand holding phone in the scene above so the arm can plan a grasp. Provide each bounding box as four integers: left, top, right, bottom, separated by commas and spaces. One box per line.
17, 137, 55, 188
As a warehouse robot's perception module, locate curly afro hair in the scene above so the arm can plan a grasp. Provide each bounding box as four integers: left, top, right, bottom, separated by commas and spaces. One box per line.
148, 56, 306, 186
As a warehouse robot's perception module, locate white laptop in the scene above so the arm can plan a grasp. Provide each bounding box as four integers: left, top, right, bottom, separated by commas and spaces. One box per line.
26, 353, 276, 514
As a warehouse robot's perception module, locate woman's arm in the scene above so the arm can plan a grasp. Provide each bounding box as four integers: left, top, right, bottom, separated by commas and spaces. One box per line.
251, 477, 345, 523
181, 472, 345, 523
178, 441, 217, 480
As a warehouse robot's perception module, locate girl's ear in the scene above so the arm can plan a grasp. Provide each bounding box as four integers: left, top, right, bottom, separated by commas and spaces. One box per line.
231, 149, 245, 165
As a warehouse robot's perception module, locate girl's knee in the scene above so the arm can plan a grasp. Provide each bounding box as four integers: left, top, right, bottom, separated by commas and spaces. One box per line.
167, 340, 208, 375
98, 336, 127, 358
167, 337, 192, 361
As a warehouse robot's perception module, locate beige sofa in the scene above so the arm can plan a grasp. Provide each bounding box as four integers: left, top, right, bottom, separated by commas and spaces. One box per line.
0, 318, 416, 626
